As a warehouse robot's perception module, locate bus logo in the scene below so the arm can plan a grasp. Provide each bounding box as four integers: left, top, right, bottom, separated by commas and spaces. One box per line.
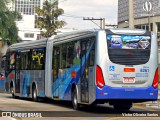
109, 66, 115, 71
138, 38, 150, 49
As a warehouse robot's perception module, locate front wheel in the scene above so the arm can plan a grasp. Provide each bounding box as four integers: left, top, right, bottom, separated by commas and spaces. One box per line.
72, 89, 80, 110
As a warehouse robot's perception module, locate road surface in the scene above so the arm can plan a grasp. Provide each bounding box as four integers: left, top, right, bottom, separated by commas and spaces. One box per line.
0, 93, 160, 120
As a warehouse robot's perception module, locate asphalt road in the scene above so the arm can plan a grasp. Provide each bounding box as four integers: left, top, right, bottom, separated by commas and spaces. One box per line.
0, 93, 160, 120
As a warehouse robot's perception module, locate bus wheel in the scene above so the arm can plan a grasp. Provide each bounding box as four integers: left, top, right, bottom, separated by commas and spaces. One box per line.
72, 89, 79, 110
32, 86, 38, 102
10, 86, 15, 98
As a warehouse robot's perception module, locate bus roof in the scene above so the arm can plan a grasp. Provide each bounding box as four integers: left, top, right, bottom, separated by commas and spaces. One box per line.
8, 38, 48, 52
8, 29, 97, 52
7, 28, 150, 52
50, 29, 97, 43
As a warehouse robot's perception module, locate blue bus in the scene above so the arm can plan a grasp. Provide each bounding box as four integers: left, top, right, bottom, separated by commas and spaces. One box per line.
2, 28, 159, 110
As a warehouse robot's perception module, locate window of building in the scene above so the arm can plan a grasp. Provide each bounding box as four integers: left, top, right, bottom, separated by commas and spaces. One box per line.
37, 34, 45, 40
24, 33, 34, 38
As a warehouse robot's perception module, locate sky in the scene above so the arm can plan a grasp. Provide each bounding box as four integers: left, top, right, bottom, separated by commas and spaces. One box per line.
59, 0, 118, 30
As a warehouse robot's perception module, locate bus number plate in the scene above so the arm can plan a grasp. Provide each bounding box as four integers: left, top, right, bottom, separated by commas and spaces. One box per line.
123, 77, 135, 83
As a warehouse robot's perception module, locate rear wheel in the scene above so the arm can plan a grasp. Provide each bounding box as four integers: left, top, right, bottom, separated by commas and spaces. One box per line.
32, 86, 38, 102
72, 89, 79, 110
10, 86, 15, 98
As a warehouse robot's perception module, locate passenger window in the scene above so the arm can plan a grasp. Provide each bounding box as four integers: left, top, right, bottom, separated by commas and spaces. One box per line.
53, 47, 60, 79
31, 48, 45, 70
61, 45, 67, 68
10, 52, 15, 70
66, 43, 74, 68
21, 52, 30, 70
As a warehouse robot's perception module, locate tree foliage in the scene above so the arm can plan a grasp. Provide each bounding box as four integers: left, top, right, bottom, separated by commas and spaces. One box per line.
35, 0, 66, 37
0, 0, 21, 45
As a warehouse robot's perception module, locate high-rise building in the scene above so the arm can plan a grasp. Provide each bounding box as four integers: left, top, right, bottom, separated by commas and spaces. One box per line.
118, 0, 160, 40
14, 0, 56, 15
15, 0, 42, 15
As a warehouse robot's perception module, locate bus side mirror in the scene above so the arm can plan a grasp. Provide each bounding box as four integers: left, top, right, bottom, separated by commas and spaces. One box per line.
1, 55, 6, 69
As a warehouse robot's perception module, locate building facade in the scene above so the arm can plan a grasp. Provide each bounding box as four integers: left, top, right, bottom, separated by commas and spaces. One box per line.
9, 0, 56, 41
118, 0, 160, 41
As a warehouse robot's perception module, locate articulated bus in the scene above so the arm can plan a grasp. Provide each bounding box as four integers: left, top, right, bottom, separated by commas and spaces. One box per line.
2, 28, 158, 110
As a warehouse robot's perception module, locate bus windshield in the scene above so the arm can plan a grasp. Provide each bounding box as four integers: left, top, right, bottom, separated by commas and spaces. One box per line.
107, 34, 151, 65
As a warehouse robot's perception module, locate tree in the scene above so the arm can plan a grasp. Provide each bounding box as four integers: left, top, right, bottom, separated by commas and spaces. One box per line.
35, 0, 66, 37
0, 0, 21, 45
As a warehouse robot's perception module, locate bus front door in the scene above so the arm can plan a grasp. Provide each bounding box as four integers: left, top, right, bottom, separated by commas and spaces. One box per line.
15, 52, 21, 94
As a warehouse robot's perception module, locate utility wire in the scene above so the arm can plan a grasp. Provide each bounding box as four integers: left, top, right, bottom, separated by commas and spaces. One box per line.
61, 14, 83, 18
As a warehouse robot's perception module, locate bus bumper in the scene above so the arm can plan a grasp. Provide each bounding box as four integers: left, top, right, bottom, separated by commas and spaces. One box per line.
96, 85, 158, 100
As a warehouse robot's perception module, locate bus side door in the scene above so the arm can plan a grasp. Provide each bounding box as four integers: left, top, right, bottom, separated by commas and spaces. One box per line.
80, 41, 89, 103
53, 47, 60, 98
80, 39, 95, 103
15, 52, 21, 94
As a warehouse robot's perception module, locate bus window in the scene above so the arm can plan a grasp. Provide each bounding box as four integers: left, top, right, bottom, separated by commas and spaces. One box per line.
53, 47, 60, 79
31, 49, 45, 70
20, 50, 32, 70
4, 53, 10, 76
66, 42, 74, 68
16, 52, 21, 70
10, 52, 15, 70
60, 45, 67, 69
73, 41, 81, 65
89, 41, 95, 66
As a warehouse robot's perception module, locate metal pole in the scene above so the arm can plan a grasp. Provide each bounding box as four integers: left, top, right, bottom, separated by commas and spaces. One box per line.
148, 11, 151, 31
129, 0, 134, 29
100, 18, 102, 29
103, 18, 105, 29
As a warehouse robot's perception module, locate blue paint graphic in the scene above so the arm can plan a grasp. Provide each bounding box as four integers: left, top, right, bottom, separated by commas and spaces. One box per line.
52, 41, 94, 100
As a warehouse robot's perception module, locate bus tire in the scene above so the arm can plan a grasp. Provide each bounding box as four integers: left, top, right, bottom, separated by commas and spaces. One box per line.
32, 86, 38, 102
72, 88, 79, 110
10, 86, 15, 98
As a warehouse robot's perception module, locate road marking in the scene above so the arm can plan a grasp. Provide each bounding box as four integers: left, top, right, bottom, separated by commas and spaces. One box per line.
0, 117, 16, 120
133, 104, 157, 111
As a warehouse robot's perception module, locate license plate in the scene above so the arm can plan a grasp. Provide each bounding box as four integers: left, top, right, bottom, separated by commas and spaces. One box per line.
123, 77, 135, 83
